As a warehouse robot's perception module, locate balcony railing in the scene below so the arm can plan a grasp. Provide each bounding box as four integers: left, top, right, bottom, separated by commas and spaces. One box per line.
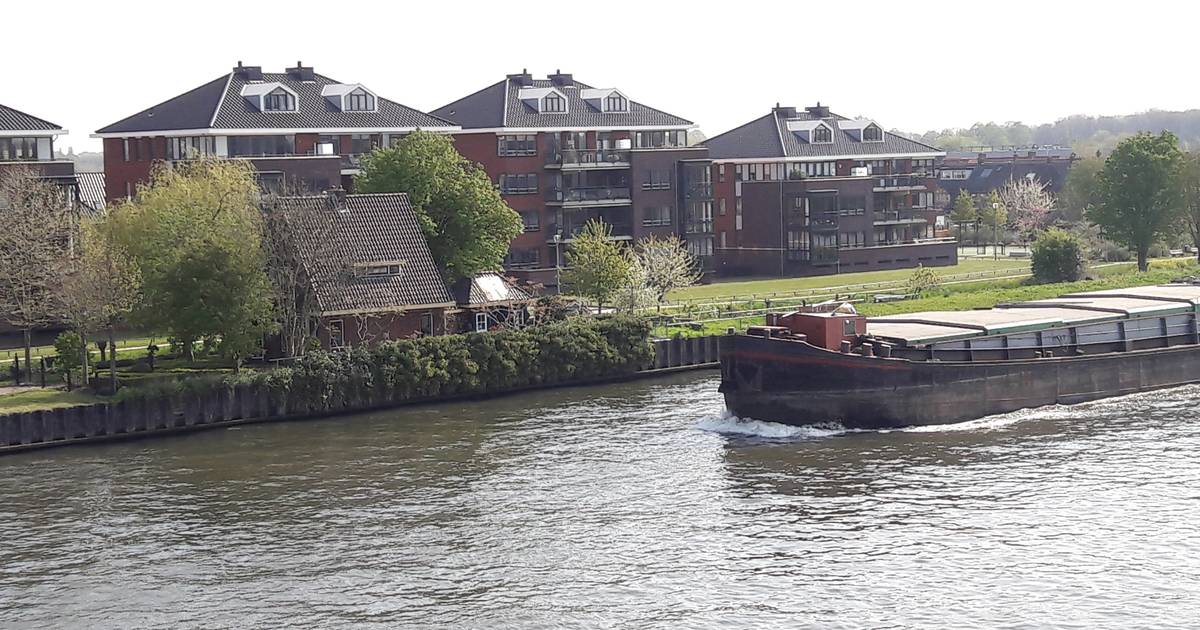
686, 183, 713, 199
641, 181, 672, 191
873, 211, 928, 225
873, 175, 929, 191
810, 218, 839, 232
685, 219, 714, 234
545, 186, 632, 204
545, 148, 631, 168
546, 220, 633, 240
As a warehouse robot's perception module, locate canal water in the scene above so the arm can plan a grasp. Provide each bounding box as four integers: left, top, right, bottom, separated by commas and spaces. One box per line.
3, 372, 1200, 629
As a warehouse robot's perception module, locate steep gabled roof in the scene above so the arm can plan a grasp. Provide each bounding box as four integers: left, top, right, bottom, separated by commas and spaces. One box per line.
451, 273, 533, 307
0, 103, 64, 133
433, 73, 693, 130
274, 193, 454, 315
704, 106, 943, 160
95, 69, 455, 135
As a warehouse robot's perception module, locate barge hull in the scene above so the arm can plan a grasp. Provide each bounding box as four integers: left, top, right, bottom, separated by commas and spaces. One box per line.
719, 334, 1200, 429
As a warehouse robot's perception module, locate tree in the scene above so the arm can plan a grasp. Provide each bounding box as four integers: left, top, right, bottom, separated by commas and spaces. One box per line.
998, 176, 1055, 246
1182, 153, 1200, 263
977, 190, 1007, 256
1059, 156, 1103, 222
53, 331, 85, 391
906, 264, 941, 296
1090, 131, 1185, 271
354, 130, 522, 280
629, 234, 701, 311
0, 166, 72, 382
563, 220, 631, 314
950, 191, 977, 245
1030, 228, 1085, 283
112, 159, 274, 370
59, 217, 141, 391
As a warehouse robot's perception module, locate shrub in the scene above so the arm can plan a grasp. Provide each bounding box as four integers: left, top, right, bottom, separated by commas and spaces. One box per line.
1031, 228, 1086, 283
906, 264, 941, 296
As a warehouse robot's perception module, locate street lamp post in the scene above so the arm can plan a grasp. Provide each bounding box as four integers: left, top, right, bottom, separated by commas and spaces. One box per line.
554, 232, 562, 295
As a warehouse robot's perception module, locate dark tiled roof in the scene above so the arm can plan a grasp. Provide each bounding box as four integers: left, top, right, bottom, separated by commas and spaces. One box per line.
704, 108, 943, 160
450, 273, 533, 307
938, 162, 1073, 198
96, 71, 454, 134
75, 172, 106, 212
0, 103, 62, 132
433, 75, 693, 129
274, 193, 454, 315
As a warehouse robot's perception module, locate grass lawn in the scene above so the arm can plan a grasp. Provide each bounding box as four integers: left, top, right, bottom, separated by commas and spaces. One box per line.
669, 257, 1031, 302
0, 388, 101, 414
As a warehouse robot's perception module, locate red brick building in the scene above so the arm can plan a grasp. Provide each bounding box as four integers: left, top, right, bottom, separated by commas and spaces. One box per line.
432, 71, 712, 285
92, 62, 457, 203
703, 104, 956, 277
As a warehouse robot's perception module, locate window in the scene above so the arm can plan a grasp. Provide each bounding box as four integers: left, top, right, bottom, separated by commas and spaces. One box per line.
350, 134, 378, 155
387, 133, 408, 148
843, 319, 857, 336
520, 211, 540, 232
604, 94, 627, 112
718, 164, 726, 183
420, 312, 435, 336
346, 89, 376, 112
812, 125, 832, 143
227, 135, 295, 157
475, 312, 489, 333
498, 134, 537, 156
505, 247, 541, 269
363, 263, 402, 277
642, 206, 672, 227
786, 230, 809, 261
735, 198, 743, 230
264, 88, 296, 111
634, 130, 687, 149
643, 169, 672, 190
839, 196, 866, 216
542, 93, 566, 113
166, 136, 216, 160
500, 173, 538, 194
868, 159, 888, 174
862, 125, 883, 142
720, 231, 727, 249
0, 137, 38, 160
794, 161, 836, 178
687, 236, 713, 257
686, 201, 713, 234
328, 319, 346, 349
317, 134, 340, 155
719, 198, 727, 216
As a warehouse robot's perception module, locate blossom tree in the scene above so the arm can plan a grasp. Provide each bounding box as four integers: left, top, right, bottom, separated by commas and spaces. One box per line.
999, 175, 1056, 247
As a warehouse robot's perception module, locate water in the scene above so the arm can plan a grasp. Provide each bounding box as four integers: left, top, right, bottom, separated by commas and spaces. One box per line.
3, 372, 1200, 629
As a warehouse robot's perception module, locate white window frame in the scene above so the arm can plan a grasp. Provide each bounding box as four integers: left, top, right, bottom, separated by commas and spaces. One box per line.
475, 312, 489, 333
328, 319, 346, 349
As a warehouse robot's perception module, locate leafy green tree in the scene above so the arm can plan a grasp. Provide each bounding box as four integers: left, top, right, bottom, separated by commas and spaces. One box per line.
53, 331, 85, 391
950, 191, 977, 244
977, 190, 1007, 255
905, 264, 941, 296
563, 220, 631, 314
354, 130, 522, 280
1059, 156, 1103, 222
112, 159, 274, 370
1182, 153, 1200, 263
1090, 132, 1185, 271
1030, 228, 1085, 283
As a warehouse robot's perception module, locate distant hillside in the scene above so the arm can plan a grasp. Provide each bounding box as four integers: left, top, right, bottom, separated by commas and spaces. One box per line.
903, 109, 1200, 155
55, 149, 104, 172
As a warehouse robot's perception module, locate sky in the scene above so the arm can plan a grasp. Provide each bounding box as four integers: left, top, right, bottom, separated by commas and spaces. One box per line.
5, 0, 1197, 153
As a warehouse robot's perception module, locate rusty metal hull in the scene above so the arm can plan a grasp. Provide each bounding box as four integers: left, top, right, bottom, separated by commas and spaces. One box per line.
719, 334, 1200, 429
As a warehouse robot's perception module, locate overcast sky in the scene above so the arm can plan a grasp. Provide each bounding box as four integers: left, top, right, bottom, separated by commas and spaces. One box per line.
5, 0, 1195, 152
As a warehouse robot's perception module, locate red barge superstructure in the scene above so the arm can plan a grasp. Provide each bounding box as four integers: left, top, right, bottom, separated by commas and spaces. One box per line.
718, 281, 1200, 428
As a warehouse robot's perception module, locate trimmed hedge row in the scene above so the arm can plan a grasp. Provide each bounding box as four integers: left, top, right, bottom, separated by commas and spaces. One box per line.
118, 315, 654, 411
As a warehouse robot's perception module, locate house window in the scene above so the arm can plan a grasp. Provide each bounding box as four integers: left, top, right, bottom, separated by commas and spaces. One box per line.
604, 94, 627, 112
520, 211, 540, 232
475, 312, 489, 333
500, 173, 538, 194
505, 247, 541, 269
0, 137, 38, 160
862, 125, 883, 142
346, 90, 376, 112
634, 130, 686, 149
718, 164, 726, 183
328, 319, 346, 349
166, 136, 216, 160
542, 93, 566, 113
719, 198, 727, 216
350, 134, 378, 155
812, 125, 832, 144
642, 206, 672, 227
498, 135, 537, 156
643, 169, 671, 190
735, 198, 743, 230
687, 237, 713, 257
363, 263, 402, 277
227, 135, 295, 157
264, 88, 296, 111
720, 231, 727, 248
420, 312, 435, 336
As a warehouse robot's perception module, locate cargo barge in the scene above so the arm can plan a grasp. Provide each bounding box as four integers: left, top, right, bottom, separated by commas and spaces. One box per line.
718, 281, 1200, 428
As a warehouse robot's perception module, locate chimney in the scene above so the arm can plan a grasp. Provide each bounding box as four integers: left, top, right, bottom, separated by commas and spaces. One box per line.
773, 103, 797, 117
804, 102, 831, 118
286, 61, 315, 81
506, 69, 534, 87
233, 61, 263, 82
549, 70, 574, 87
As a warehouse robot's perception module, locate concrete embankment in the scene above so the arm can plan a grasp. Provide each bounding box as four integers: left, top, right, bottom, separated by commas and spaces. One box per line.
0, 336, 721, 455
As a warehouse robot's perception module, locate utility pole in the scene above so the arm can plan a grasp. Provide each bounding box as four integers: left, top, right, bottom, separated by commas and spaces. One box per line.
554, 232, 562, 295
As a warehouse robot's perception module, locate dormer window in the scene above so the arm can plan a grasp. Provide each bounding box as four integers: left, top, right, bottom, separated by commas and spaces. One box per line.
862, 124, 883, 142
604, 94, 627, 112
812, 125, 832, 144
542, 92, 566, 113
356, 261, 403, 277
264, 88, 296, 111
346, 89, 375, 112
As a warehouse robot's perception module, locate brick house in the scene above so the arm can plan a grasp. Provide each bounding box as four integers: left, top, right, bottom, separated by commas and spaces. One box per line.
92, 62, 457, 203
703, 104, 956, 277
432, 70, 713, 286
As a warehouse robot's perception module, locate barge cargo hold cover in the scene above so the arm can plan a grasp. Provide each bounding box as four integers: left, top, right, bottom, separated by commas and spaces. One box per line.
719, 282, 1200, 428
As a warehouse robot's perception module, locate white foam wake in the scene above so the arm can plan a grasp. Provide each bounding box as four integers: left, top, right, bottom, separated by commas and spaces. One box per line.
696, 410, 848, 440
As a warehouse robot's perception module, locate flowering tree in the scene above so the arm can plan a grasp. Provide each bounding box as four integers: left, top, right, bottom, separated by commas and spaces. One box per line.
629, 234, 702, 312
999, 176, 1055, 246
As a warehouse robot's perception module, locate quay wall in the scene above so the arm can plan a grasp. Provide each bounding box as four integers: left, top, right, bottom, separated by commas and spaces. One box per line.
0, 336, 720, 455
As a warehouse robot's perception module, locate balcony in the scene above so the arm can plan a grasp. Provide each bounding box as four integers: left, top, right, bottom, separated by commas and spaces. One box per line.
686, 182, 713, 199
545, 148, 631, 170
873, 211, 929, 226
685, 219, 714, 235
873, 175, 929, 191
545, 220, 633, 241
545, 186, 632, 206
810, 218, 839, 232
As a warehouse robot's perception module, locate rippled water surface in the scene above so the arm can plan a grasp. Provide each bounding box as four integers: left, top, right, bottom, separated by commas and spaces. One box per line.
3, 372, 1200, 628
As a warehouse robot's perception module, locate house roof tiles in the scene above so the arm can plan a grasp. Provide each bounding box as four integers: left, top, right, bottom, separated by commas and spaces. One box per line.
703, 107, 943, 160
0, 103, 63, 133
